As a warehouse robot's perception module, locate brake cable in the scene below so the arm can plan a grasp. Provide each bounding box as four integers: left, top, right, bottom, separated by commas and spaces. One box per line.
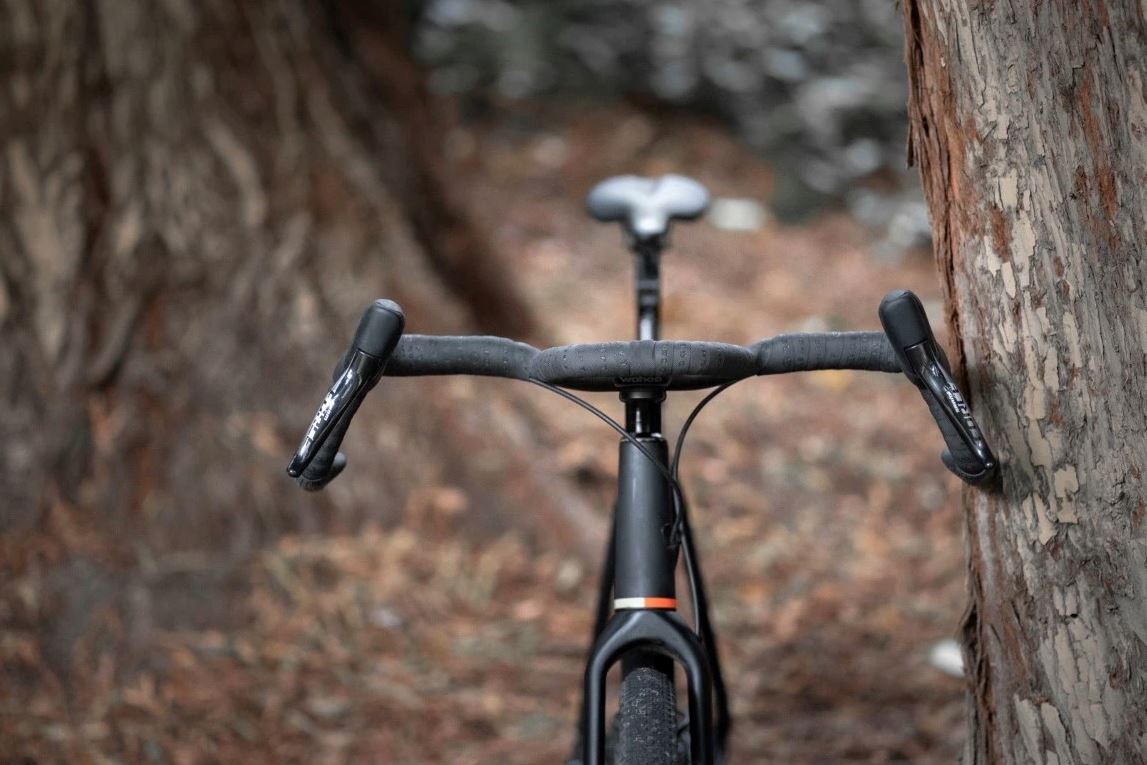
671, 381, 740, 631
527, 379, 688, 508
528, 377, 745, 634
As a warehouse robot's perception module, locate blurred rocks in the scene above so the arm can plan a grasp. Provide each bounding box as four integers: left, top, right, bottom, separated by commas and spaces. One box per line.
414, 0, 927, 238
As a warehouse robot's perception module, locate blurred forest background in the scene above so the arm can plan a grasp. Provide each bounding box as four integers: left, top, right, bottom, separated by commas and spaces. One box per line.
2, 1, 968, 762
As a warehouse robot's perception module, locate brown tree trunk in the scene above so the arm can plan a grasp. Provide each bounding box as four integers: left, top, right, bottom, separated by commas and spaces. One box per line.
902, 2, 1147, 762
0, 0, 598, 694
325, 1, 541, 343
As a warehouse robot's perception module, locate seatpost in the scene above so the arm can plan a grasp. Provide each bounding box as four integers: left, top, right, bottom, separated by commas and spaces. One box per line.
626, 234, 665, 433
633, 237, 663, 342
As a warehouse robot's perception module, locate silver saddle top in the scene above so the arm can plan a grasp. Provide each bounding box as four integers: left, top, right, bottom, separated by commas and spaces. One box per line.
585, 174, 710, 242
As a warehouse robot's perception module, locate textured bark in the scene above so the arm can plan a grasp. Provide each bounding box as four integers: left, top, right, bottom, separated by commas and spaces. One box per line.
0, 0, 598, 690
903, 2, 1147, 762
327, 1, 541, 343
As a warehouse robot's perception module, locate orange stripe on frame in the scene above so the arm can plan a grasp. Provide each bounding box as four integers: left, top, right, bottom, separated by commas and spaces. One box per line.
642, 597, 677, 609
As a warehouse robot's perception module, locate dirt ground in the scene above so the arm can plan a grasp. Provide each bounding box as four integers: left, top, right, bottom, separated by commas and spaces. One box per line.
3, 102, 968, 763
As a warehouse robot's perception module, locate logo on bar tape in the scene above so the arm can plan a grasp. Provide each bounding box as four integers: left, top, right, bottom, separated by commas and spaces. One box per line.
614, 375, 668, 386
614, 597, 678, 610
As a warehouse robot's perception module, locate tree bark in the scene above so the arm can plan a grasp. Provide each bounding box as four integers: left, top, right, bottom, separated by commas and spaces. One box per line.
902, 2, 1147, 762
325, 0, 541, 343
0, 0, 598, 694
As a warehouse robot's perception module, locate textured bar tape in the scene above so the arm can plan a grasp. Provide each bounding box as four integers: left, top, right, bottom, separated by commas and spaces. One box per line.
386, 332, 900, 391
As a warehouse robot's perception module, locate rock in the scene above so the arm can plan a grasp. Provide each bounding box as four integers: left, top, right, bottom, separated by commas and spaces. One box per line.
412, 0, 921, 219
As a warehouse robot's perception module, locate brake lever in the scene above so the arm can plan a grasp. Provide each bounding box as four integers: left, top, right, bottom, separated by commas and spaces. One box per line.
286, 299, 405, 480
879, 289, 998, 484
287, 348, 378, 477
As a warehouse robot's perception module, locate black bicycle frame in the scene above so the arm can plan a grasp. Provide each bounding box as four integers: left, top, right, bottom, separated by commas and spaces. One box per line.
574, 238, 729, 765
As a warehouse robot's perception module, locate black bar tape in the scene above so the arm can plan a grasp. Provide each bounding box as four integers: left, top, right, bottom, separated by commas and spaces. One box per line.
754, 332, 900, 375
530, 341, 757, 391
386, 335, 537, 381
387, 333, 901, 391
389, 337, 760, 390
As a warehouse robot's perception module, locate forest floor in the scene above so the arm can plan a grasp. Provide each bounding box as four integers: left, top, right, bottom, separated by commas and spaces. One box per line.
4, 102, 967, 763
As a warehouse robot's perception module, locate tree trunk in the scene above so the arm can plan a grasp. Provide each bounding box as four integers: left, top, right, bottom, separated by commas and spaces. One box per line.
902, 2, 1147, 762
0, 0, 597, 695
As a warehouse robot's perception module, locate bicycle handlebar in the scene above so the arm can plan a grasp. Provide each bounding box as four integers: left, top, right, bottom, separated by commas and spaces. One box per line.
287, 290, 999, 491
384, 332, 898, 390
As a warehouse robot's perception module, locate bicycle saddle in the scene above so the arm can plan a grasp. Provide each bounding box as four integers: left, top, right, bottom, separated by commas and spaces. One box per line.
586, 174, 710, 242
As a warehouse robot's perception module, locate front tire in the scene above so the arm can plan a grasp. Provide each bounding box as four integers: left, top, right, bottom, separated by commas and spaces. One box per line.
614, 652, 683, 765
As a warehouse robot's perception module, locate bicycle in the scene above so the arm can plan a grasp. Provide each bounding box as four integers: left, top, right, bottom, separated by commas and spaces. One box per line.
286, 174, 998, 765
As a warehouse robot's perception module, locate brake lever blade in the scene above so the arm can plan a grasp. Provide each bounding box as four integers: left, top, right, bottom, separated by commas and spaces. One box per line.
905, 341, 997, 473
286, 349, 375, 477
286, 299, 406, 478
